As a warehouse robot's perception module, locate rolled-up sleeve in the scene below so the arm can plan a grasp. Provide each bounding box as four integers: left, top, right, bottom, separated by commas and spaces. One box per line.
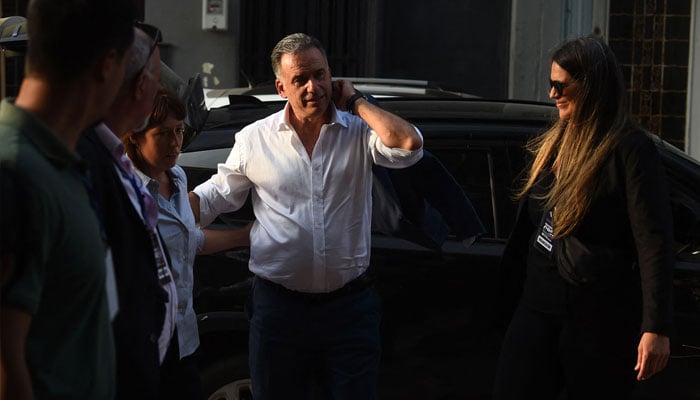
194, 226, 206, 254
369, 125, 424, 168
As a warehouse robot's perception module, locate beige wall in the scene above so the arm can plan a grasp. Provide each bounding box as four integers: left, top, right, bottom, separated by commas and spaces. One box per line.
687, 0, 700, 160
145, 0, 241, 89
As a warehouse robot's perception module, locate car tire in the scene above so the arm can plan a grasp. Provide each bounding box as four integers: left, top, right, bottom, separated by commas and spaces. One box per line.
200, 355, 252, 400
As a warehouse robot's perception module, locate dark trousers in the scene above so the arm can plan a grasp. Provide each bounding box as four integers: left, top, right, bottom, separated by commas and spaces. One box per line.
247, 276, 382, 400
493, 303, 638, 400
159, 332, 204, 400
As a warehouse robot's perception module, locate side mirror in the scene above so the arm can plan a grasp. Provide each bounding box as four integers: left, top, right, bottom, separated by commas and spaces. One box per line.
0, 16, 28, 53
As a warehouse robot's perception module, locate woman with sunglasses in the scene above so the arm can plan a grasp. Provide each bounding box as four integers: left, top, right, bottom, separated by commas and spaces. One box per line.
124, 88, 251, 399
493, 36, 674, 399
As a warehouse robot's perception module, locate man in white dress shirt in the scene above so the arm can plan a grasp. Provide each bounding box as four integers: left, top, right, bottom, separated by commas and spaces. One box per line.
189, 33, 423, 399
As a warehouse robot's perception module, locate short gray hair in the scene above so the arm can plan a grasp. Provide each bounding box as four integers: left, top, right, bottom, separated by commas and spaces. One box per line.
270, 33, 327, 79
124, 27, 156, 83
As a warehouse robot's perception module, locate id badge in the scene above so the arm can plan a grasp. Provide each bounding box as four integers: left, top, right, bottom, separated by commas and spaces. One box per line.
534, 210, 554, 257
149, 230, 173, 285
104, 247, 119, 320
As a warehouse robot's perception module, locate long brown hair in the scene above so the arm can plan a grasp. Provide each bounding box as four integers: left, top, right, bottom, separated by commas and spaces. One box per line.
517, 36, 634, 238
123, 87, 186, 173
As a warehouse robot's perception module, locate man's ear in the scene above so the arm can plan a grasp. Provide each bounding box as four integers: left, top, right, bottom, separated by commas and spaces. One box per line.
133, 70, 148, 101
275, 79, 286, 98
95, 49, 123, 84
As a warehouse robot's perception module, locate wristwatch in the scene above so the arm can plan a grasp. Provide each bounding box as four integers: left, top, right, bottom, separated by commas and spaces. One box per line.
345, 89, 368, 115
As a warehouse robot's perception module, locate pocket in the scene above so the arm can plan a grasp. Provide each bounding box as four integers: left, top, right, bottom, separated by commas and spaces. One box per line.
555, 235, 632, 285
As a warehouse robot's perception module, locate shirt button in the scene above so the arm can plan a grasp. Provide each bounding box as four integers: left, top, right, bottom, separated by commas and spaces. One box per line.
149, 333, 158, 343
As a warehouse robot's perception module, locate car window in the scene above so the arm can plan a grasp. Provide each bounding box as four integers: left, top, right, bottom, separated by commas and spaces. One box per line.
660, 149, 700, 266
427, 144, 528, 241
430, 148, 495, 235
419, 122, 537, 241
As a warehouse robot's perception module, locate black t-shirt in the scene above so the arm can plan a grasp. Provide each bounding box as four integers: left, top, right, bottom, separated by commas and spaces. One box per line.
520, 172, 569, 315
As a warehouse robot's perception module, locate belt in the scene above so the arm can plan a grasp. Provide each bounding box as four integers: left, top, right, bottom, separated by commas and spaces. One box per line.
256, 267, 376, 303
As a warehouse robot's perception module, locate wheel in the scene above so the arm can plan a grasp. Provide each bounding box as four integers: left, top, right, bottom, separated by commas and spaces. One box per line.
201, 355, 252, 400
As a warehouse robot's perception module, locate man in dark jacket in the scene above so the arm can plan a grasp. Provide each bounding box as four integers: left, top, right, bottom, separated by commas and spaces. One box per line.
76, 23, 178, 399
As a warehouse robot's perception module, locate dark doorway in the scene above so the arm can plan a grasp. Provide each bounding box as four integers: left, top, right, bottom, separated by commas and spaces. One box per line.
239, 0, 510, 97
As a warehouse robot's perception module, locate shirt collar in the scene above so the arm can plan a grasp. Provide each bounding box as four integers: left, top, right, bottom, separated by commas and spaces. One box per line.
0, 98, 83, 169
93, 122, 125, 161
133, 165, 181, 197
277, 101, 349, 133
131, 166, 158, 198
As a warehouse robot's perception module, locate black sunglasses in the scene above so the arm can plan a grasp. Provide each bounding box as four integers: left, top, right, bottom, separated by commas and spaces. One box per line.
549, 79, 571, 97
133, 21, 162, 78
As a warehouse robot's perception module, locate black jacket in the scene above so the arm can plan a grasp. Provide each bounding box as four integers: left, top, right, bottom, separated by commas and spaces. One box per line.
77, 127, 167, 399
500, 130, 675, 335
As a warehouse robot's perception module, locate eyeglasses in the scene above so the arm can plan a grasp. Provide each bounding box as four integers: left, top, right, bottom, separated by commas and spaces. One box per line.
133, 21, 162, 79
549, 79, 572, 97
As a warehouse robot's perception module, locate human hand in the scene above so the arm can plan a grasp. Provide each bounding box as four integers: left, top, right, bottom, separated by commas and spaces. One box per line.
332, 80, 356, 111
634, 332, 670, 381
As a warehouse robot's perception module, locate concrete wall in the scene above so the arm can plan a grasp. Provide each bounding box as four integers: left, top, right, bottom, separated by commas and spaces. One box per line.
508, 0, 608, 102
380, 0, 511, 97
508, 0, 562, 102
146, 0, 241, 88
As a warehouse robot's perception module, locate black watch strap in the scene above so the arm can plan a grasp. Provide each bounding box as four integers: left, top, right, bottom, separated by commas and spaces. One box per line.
345, 90, 367, 115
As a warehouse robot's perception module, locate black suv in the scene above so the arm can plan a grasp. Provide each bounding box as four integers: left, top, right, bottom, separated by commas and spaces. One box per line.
177, 78, 700, 400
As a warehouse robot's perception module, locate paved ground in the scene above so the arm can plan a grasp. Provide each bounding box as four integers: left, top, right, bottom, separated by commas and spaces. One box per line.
376, 311, 700, 400
377, 309, 499, 399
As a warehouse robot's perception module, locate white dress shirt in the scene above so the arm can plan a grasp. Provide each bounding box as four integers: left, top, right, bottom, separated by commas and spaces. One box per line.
193, 104, 423, 293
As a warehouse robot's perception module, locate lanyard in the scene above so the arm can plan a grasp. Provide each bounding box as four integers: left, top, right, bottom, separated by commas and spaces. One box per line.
112, 156, 155, 231
110, 156, 171, 284
78, 151, 171, 286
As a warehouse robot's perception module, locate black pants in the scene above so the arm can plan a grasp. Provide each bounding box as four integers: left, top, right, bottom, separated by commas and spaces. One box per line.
159, 333, 204, 400
247, 275, 382, 400
493, 303, 638, 400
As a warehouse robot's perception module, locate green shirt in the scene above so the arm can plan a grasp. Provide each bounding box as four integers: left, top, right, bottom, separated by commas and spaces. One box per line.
0, 99, 115, 399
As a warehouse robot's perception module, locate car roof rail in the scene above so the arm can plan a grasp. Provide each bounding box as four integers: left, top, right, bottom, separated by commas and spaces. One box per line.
333, 77, 431, 87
